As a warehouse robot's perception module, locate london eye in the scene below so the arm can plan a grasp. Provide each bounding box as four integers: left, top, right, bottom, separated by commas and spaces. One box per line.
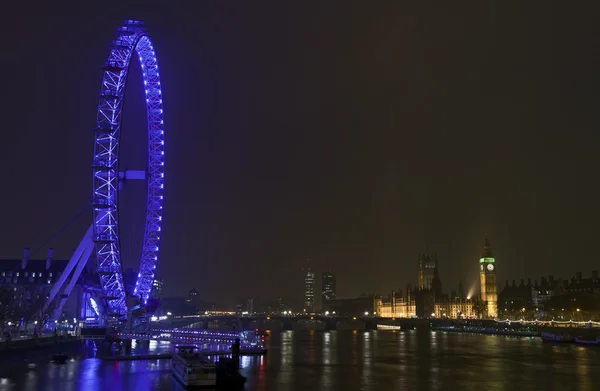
92, 20, 165, 318
43, 20, 165, 324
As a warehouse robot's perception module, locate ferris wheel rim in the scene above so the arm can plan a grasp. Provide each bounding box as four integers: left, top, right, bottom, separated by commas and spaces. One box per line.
91, 20, 165, 318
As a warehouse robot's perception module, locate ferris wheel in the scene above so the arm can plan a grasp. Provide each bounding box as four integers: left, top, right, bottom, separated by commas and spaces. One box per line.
43, 20, 164, 323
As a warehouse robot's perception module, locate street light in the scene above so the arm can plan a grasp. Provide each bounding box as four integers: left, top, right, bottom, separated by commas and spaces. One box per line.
325, 311, 329, 316
364, 311, 369, 316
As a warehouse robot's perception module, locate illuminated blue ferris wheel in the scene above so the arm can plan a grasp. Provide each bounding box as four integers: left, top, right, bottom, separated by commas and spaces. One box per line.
41, 20, 164, 325
92, 20, 165, 317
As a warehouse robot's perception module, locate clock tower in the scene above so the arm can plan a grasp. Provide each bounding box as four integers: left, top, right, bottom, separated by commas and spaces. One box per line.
479, 235, 498, 318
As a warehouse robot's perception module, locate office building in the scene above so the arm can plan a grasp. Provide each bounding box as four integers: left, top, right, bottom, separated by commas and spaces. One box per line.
322, 271, 337, 305
303, 269, 315, 313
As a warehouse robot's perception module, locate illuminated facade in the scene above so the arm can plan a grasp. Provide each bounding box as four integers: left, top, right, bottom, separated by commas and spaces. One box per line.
479, 235, 498, 318
0, 250, 92, 322
376, 290, 416, 318
434, 298, 475, 318
303, 269, 315, 312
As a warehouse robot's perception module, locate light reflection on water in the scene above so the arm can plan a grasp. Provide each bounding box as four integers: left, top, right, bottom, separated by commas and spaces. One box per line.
1, 330, 600, 390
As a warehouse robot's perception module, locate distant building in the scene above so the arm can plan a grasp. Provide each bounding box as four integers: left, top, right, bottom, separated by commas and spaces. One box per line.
0, 248, 91, 322
303, 269, 315, 312
187, 288, 199, 310
418, 253, 437, 290
399, 251, 477, 319
433, 298, 475, 318
277, 297, 285, 313
414, 252, 443, 317
479, 235, 498, 319
151, 279, 164, 300
566, 271, 600, 294
376, 288, 416, 318
322, 271, 337, 305
246, 297, 254, 314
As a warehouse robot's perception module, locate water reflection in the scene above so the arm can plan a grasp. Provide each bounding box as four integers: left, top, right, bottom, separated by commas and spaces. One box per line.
1, 331, 600, 390
321, 331, 333, 391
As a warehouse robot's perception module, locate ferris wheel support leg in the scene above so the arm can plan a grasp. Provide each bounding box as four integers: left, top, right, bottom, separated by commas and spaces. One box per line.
43, 225, 94, 315
50, 239, 95, 322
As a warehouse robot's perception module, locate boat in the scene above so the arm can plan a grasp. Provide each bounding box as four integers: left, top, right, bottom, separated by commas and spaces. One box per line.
541, 332, 574, 343
575, 336, 600, 345
172, 346, 217, 388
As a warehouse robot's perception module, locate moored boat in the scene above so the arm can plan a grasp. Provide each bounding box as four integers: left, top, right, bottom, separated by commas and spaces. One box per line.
575, 336, 600, 345
541, 332, 574, 343
172, 346, 216, 388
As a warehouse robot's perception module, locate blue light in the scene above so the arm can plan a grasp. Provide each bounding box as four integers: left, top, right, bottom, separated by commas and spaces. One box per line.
92, 20, 165, 318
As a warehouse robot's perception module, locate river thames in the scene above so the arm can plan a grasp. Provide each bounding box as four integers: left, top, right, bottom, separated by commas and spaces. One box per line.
0, 329, 599, 390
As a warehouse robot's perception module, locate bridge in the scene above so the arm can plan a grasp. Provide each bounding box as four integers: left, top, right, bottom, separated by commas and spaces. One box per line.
154, 313, 426, 332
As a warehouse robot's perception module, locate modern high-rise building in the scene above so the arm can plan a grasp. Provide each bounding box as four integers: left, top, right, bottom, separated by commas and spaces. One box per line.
322, 271, 337, 305
151, 279, 164, 300
246, 297, 255, 314
479, 235, 498, 318
303, 269, 315, 312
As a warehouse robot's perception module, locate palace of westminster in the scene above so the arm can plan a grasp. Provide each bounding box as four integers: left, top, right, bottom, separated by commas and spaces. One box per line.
322, 233, 600, 320
374, 235, 498, 319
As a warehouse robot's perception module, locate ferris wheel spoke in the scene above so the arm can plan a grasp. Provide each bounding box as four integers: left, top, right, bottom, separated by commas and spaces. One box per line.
92, 20, 165, 321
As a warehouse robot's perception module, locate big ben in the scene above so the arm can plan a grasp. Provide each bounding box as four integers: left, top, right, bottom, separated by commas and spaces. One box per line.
479, 235, 498, 318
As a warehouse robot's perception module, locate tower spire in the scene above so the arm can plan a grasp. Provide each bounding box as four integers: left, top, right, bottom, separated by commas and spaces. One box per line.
481, 234, 493, 258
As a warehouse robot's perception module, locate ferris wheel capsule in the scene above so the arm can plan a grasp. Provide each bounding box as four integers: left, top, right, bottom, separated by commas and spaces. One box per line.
92, 20, 165, 319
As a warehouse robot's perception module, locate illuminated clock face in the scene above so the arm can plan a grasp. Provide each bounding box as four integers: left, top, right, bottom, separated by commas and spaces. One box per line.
487, 263, 495, 271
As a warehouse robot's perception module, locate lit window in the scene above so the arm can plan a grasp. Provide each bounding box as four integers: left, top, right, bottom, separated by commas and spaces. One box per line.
1, 272, 4, 277
47, 280, 51, 284
32, 272, 36, 277
16, 272, 19, 277
49, 272, 52, 277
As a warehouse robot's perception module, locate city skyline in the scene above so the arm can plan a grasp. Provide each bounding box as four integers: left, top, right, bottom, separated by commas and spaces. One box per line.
1, 3, 599, 306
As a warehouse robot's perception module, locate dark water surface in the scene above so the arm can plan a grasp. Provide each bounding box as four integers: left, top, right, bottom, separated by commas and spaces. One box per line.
0, 329, 599, 390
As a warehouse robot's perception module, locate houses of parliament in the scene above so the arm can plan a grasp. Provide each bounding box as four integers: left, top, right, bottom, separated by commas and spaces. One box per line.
375, 235, 498, 319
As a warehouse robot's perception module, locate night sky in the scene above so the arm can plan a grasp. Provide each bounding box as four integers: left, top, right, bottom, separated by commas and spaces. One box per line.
1, 2, 599, 308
